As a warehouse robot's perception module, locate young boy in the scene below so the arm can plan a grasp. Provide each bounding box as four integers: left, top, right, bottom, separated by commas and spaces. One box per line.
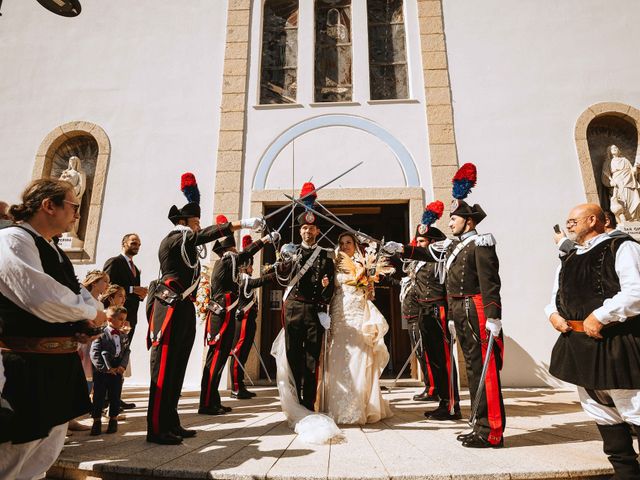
90, 305, 130, 435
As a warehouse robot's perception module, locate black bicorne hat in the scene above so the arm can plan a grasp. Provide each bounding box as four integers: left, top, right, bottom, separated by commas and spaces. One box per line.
450, 199, 486, 224
168, 202, 201, 225
414, 224, 447, 241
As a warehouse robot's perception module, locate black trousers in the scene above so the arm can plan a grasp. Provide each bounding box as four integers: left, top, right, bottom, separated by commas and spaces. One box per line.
407, 320, 433, 395
450, 295, 505, 443
419, 302, 460, 409
146, 299, 196, 435
284, 299, 323, 410
92, 371, 123, 419
199, 306, 236, 409
231, 308, 257, 391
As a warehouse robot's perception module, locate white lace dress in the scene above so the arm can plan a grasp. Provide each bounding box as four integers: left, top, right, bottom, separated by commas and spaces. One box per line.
322, 270, 393, 424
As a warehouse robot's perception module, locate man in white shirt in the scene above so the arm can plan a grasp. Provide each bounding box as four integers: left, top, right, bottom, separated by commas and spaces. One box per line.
0, 179, 105, 480
545, 203, 640, 479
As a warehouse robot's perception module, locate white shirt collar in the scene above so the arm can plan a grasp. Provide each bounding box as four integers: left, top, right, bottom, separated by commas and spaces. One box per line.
301, 241, 317, 250
171, 224, 191, 233
575, 232, 609, 252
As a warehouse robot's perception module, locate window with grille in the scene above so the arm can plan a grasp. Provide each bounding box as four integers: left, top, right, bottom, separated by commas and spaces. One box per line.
260, 0, 299, 104
367, 0, 408, 100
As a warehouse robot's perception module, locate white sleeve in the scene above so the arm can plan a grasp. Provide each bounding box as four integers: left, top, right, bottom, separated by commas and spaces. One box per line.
0, 229, 98, 323
593, 241, 640, 324
543, 264, 561, 319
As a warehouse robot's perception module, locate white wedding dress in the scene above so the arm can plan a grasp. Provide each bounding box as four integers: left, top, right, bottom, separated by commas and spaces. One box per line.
321, 269, 393, 424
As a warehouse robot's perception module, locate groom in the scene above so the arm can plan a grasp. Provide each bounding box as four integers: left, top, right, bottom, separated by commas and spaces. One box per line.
283, 197, 335, 410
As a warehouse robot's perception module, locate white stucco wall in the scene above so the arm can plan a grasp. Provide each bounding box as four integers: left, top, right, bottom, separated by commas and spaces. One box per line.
443, 0, 640, 386
0, 0, 228, 389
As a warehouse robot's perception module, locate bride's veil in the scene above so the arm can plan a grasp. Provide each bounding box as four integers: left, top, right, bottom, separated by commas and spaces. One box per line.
271, 329, 343, 444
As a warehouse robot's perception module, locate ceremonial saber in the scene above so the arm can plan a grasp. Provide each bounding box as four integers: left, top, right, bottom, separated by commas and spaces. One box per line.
252, 340, 273, 383
264, 161, 364, 220
447, 321, 457, 416
468, 332, 495, 427
231, 352, 254, 386
389, 336, 422, 393
315, 200, 380, 245
321, 328, 328, 412
283, 194, 382, 244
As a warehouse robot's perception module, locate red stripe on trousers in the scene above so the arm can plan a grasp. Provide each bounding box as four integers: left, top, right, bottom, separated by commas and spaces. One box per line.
233, 310, 250, 390
151, 305, 174, 434
204, 293, 232, 406
472, 294, 503, 444
438, 305, 454, 411
423, 347, 435, 396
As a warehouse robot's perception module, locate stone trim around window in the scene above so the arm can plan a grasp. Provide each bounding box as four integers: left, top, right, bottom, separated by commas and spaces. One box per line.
32, 121, 111, 264
575, 102, 640, 205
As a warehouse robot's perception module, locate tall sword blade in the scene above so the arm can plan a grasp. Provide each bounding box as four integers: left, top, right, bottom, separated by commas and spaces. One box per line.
263, 161, 364, 220
283, 194, 382, 244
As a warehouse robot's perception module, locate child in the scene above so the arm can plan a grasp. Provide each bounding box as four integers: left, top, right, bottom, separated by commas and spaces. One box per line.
90, 306, 130, 435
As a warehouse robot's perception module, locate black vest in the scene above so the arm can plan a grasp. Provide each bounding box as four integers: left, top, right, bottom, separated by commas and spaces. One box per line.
0, 226, 82, 337
550, 235, 640, 389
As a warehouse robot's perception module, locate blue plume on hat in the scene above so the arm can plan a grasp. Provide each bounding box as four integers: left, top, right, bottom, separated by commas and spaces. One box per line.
300, 182, 317, 209
452, 163, 477, 200
181, 172, 200, 205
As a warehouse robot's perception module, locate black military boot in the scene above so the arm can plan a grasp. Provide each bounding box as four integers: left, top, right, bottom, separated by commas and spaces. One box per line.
597, 423, 640, 479
424, 402, 461, 420
90, 419, 102, 436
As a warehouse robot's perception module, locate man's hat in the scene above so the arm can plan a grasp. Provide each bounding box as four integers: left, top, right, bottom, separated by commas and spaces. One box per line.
212, 214, 236, 255
168, 173, 201, 224
296, 182, 320, 227
450, 163, 486, 224
414, 201, 446, 241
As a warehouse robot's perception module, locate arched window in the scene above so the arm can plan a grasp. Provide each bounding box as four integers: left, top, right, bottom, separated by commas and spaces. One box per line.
314, 0, 353, 102
260, 0, 299, 104
367, 0, 408, 100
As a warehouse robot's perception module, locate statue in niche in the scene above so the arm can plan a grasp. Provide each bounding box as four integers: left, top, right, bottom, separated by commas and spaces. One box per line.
58, 155, 86, 236
601, 144, 640, 223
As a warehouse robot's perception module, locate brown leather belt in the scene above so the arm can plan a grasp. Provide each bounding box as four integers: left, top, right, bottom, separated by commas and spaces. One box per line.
0, 336, 78, 354
566, 320, 585, 332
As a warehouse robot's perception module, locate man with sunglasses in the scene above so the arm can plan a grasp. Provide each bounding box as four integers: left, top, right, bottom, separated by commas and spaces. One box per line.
0, 179, 105, 479
545, 203, 640, 479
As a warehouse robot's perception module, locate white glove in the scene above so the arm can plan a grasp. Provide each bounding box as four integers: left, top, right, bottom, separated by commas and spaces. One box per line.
240, 217, 265, 231
383, 241, 404, 255
486, 318, 502, 337
264, 231, 281, 244
318, 312, 331, 330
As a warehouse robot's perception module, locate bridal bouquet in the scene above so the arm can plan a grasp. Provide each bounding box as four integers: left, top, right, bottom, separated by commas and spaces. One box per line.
336, 243, 395, 292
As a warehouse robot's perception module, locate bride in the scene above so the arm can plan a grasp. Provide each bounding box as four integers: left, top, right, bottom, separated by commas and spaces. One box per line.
321, 232, 393, 424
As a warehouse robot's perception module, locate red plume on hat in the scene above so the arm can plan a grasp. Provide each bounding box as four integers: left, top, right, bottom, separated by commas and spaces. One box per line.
421, 200, 444, 226
180, 172, 200, 204
242, 234, 252, 250
216, 214, 228, 225
300, 182, 317, 209
452, 163, 477, 200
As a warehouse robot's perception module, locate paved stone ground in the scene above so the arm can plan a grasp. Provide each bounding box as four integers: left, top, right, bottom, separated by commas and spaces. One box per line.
48, 386, 614, 480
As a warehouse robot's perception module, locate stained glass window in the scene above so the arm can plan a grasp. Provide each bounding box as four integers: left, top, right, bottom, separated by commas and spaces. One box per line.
260, 0, 299, 104
367, 0, 408, 100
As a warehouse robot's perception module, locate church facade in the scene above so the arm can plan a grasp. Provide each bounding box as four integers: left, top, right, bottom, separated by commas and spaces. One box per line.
0, 0, 639, 389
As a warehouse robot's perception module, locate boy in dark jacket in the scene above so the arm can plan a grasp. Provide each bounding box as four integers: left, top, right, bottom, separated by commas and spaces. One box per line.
90, 306, 130, 435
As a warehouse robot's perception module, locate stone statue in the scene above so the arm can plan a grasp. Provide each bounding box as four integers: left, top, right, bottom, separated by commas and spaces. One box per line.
58, 156, 86, 235
601, 145, 640, 224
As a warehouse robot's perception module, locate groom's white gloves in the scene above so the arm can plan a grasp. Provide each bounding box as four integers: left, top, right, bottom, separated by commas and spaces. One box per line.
318, 312, 331, 330
240, 217, 266, 231
486, 318, 502, 336
382, 241, 404, 255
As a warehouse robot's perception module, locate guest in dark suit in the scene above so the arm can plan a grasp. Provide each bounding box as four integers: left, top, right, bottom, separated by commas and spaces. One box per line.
103, 233, 148, 341
90, 306, 130, 436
